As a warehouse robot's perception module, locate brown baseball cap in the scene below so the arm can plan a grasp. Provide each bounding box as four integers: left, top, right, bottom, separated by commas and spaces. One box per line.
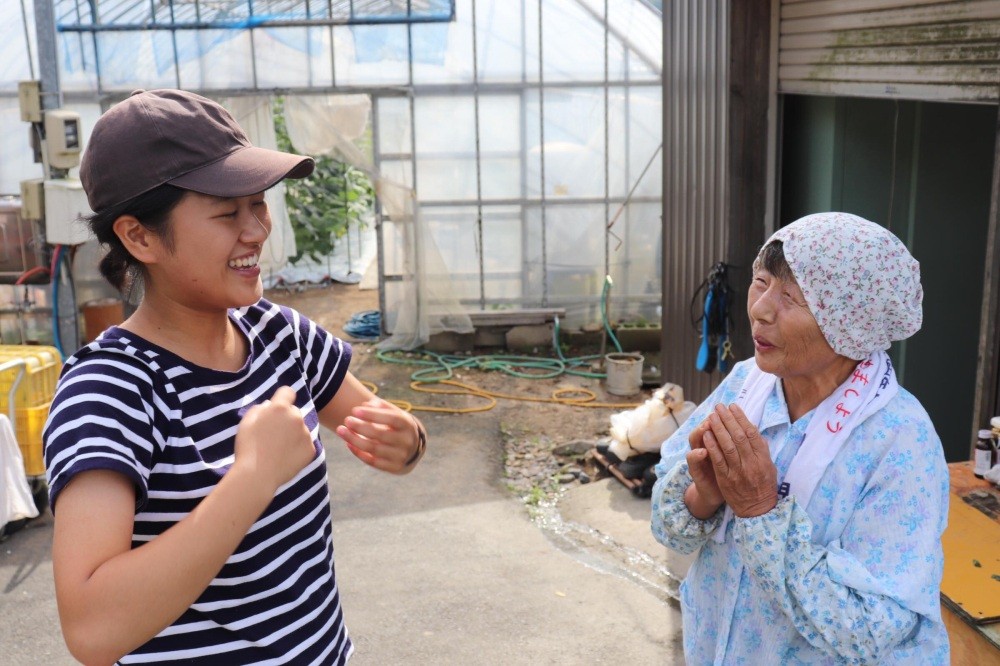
80, 89, 314, 212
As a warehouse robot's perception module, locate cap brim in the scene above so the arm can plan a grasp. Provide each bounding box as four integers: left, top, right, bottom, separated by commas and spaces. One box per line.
167, 145, 315, 198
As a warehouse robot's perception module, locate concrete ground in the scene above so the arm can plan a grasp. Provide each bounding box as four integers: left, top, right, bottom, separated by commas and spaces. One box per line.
328, 412, 686, 665
0, 359, 688, 666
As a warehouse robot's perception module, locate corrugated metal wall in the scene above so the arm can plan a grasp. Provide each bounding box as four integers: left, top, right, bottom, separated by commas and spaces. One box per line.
779, 0, 1000, 103
661, 0, 730, 402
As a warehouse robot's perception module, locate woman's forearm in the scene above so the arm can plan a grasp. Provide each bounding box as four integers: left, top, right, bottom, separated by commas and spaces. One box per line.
651, 461, 725, 554
684, 482, 724, 519
54, 467, 277, 665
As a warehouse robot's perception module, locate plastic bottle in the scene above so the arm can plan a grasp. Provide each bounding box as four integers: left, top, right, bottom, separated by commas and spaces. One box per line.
974, 429, 994, 479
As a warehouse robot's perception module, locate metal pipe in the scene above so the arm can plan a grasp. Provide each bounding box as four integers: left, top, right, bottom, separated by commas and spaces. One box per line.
56, 14, 456, 32
34, 0, 63, 112
372, 97, 388, 337
603, 0, 610, 330
413, 195, 661, 208
0, 360, 26, 431
471, 0, 485, 310
0, 78, 658, 103
538, 0, 547, 307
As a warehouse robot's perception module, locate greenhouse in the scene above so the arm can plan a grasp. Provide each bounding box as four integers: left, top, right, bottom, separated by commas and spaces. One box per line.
2, 0, 662, 350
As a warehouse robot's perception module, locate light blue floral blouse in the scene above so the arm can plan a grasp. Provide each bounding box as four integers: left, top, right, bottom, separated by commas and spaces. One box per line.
651, 359, 950, 665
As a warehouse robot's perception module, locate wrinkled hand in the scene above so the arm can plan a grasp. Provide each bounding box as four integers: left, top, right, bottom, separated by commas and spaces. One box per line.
336, 397, 424, 475
235, 386, 316, 493
685, 418, 725, 519
702, 403, 778, 518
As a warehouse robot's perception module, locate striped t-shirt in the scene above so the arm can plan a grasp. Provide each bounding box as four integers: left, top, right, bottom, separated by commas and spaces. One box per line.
43, 298, 354, 664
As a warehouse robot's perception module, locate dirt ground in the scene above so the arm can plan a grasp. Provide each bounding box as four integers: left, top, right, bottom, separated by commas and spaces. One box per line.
263, 281, 646, 498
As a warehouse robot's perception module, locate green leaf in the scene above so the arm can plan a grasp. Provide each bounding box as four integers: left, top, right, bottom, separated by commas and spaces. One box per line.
273, 97, 376, 268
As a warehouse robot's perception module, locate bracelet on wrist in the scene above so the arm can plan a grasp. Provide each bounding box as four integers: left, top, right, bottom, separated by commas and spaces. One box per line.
405, 422, 426, 467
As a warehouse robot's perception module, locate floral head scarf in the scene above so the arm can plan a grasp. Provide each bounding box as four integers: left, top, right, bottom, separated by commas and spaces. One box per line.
755, 212, 923, 360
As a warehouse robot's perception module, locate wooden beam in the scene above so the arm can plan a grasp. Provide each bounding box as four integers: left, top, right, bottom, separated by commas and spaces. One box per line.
972, 105, 1000, 455
726, 0, 773, 363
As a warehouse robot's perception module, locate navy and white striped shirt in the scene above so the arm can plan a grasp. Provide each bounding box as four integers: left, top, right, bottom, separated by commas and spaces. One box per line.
43, 298, 354, 664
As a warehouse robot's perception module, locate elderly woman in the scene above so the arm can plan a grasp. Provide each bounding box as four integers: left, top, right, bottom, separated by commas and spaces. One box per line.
651, 212, 950, 664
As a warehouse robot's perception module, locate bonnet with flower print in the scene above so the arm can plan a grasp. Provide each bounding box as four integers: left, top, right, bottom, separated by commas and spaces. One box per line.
755, 212, 923, 361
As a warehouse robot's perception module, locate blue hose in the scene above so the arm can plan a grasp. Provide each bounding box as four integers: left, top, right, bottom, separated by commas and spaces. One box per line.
343, 309, 381, 340
51, 245, 65, 358
601, 275, 623, 354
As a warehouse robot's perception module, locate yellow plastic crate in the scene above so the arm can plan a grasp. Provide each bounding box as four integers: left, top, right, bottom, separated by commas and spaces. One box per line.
16, 404, 50, 477
0, 346, 62, 477
0, 345, 61, 408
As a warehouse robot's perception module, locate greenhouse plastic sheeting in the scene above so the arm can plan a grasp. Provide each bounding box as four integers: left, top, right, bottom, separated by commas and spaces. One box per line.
2, 0, 663, 347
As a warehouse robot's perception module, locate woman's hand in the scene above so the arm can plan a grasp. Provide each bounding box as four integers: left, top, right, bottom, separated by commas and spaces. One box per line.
702, 403, 778, 518
685, 418, 726, 519
235, 386, 316, 493
336, 397, 425, 475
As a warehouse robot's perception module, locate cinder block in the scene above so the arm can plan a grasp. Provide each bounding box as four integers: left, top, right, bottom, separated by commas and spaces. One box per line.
474, 326, 508, 348
505, 324, 554, 351
564, 328, 603, 348
614, 326, 662, 352
422, 331, 475, 353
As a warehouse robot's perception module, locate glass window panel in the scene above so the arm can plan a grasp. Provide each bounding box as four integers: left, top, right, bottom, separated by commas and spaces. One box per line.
57, 32, 99, 92
414, 96, 476, 201
415, 158, 478, 201
96, 31, 179, 90
175, 30, 254, 89
0, 102, 40, 194
478, 94, 521, 152
541, 0, 606, 83
411, 0, 473, 85
523, 0, 541, 84
480, 158, 521, 200
475, 0, 525, 83
422, 206, 481, 303
608, 201, 661, 323
383, 281, 406, 332
627, 52, 660, 82
380, 215, 411, 277
481, 206, 525, 301
525, 203, 605, 326
478, 95, 522, 199
376, 97, 412, 158
609, 0, 663, 82
627, 86, 663, 199
255, 28, 333, 88
523, 206, 544, 306
349, 0, 455, 21
1, 1, 37, 91
607, 90, 629, 198
415, 96, 475, 154
525, 91, 542, 198
333, 24, 409, 86
378, 159, 414, 191
526, 88, 606, 199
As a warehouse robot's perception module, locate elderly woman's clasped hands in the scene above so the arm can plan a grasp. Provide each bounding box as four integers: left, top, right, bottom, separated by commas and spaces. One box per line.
685, 404, 778, 520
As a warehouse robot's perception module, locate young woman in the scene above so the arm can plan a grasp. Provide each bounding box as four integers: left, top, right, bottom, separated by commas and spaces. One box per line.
42, 89, 426, 665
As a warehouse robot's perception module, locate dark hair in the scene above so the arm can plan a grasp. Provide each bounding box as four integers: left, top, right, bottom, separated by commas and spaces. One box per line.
755, 240, 795, 282
84, 184, 186, 291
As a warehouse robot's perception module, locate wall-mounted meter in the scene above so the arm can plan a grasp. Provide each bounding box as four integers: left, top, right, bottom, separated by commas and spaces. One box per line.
43, 179, 92, 245
43, 110, 83, 170
18, 81, 42, 122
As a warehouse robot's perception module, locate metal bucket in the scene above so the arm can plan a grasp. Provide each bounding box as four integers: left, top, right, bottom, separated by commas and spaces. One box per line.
604, 352, 644, 396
